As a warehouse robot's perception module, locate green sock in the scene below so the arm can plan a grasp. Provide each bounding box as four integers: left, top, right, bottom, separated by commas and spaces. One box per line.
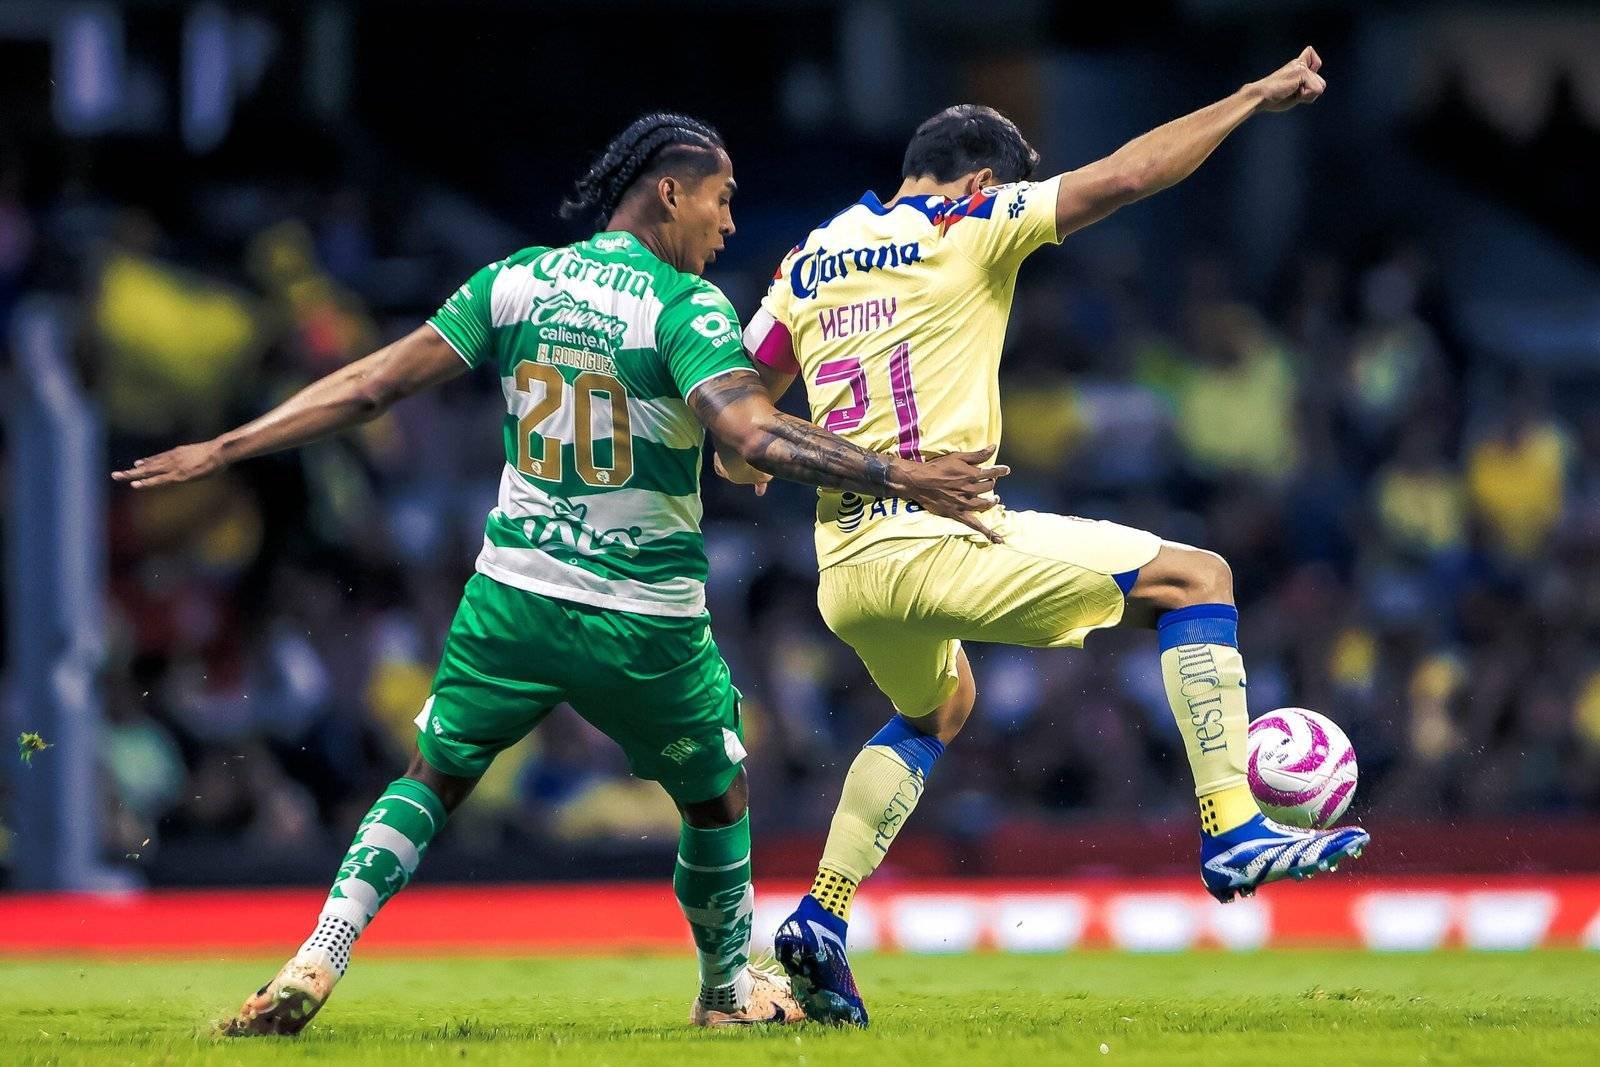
300, 778, 447, 975
674, 813, 754, 1009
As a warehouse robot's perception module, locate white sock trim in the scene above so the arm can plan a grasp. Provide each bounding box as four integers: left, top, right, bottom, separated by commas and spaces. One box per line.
320, 893, 371, 930
699, 966, 755, 1011
383, 793, 438, 834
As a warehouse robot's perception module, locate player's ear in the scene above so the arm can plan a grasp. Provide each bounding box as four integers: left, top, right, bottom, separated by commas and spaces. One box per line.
969, 168, 995, 195
658, 176, 679, 217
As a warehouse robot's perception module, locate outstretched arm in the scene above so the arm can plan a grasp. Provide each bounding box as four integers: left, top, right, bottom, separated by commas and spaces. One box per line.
1053, 46, 1326, 238
112, 325, 468, 489
689, 369, 1009, 541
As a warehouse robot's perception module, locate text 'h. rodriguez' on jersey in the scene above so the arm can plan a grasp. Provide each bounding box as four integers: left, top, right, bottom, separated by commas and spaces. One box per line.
427, 231, 751, 618
743, 177, 1065, 568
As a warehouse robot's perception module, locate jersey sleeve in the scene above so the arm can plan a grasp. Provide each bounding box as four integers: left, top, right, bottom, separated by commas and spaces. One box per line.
427, 261, 500, 368
426, 247, 547, 368
658, 281, 755, 400
741, 268, 799, 375
943, 175, 1063, 271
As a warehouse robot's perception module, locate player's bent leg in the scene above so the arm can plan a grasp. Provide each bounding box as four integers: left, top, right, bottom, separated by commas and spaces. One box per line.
1126, 544, 1257, 832
555, 603, 798, 1027
671, 770, 804, 1027
814, 646, 972, 909
776, 649, 974, 1029
226, 749, 475, 1036
1127, 543, 1370, 902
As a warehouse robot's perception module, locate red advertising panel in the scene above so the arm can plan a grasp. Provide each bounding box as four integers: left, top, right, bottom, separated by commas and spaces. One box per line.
5, 876, 1600, 955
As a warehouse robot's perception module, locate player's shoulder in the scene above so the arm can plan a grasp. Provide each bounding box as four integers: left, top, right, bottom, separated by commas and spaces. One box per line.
499, 244, 553, 268
943, 179, 1052, 226
659, 273, 734, 315
657, 276, 741, 352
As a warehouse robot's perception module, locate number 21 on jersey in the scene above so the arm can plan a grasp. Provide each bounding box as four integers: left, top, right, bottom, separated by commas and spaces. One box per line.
814, 342, 923, 460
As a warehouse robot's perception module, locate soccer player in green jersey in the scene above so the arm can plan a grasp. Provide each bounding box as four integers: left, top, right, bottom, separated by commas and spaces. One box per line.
114, 113, 1006, 1032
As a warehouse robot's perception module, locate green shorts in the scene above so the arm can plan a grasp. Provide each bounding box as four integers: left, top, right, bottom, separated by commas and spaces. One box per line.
415, 573, 745, 804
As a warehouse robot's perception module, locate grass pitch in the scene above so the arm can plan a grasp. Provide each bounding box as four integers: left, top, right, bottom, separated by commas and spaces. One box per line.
6, 951, 1597, 1065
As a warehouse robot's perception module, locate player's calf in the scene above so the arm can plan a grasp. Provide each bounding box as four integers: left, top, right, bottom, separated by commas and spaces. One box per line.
773, 654, 972, 1027
674, 771, 806, 1024
1127, 544, 1375, 897
771, 713, 949, 1029
1125, 547, 1261, 839
224, 768, 459, 1035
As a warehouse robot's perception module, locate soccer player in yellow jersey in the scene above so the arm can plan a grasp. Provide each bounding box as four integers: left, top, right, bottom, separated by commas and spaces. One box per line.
738, 47, 1370, 1025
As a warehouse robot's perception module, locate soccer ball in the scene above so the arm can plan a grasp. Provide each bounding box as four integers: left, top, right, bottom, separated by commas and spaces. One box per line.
1246, 708, 1358, 829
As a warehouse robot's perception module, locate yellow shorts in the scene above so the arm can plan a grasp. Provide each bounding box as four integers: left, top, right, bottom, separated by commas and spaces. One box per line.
816, 509, 1162, 717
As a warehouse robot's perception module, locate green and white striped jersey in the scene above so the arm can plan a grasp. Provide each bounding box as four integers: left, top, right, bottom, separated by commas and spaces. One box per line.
427, 231, 751, 617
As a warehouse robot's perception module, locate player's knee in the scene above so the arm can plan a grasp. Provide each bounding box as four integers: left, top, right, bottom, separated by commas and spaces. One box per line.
920, 670, 976, 743
1188, 549, 1234, 605
405, 750, 479, 814
955, 668, 978, 720
677, 767, 749, 828
1132, 544, 1235, 613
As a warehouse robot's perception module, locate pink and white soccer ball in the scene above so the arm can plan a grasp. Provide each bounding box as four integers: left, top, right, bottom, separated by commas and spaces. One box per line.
1246, 708, 1358, 829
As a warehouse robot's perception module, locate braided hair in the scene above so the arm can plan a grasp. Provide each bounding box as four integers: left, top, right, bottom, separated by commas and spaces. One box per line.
560, 113, 726, 228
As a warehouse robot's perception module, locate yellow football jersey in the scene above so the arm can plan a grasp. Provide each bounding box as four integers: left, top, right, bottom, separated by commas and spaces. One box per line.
744, 176, 1063, 567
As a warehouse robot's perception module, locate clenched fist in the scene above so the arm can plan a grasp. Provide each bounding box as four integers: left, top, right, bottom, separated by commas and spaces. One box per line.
1249, 46, 1325, 113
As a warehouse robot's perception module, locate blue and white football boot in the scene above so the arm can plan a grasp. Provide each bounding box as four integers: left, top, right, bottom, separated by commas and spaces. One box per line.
1200, 813, 1370, 903
773, 895, 868, 1028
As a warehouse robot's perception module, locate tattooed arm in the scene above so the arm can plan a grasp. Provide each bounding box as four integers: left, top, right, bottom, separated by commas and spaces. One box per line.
689, 369, 1008, 539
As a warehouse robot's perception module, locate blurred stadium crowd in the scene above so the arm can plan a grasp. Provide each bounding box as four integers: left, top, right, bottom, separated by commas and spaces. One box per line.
4, 141, 1599, 883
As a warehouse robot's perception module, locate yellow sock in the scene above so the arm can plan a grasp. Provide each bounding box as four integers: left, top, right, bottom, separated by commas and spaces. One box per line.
1199, 782, 1259, 835
810, 867, 858, 922
815, 744, 926, 888
1157, 605, 1259, 835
